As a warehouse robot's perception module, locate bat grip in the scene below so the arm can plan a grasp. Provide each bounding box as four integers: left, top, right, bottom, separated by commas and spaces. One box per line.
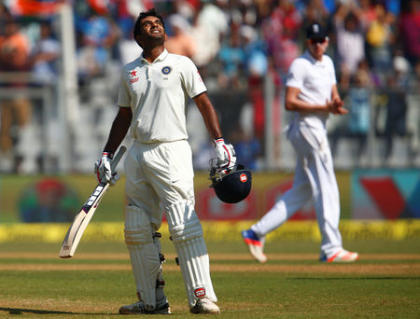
110, 145, 127, 172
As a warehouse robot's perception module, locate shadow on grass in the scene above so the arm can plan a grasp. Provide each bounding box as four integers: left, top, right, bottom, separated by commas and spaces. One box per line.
288, 277, 420, 280
0, 307, 117, 316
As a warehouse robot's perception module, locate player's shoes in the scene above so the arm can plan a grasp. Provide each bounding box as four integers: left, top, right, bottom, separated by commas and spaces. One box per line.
321, 249, 359, 263
241, 229, 267, 263
119, 300, 171, 315
190, 298, 220, 314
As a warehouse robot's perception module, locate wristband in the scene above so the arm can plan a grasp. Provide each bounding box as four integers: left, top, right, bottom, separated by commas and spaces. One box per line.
102, 151, 114, 159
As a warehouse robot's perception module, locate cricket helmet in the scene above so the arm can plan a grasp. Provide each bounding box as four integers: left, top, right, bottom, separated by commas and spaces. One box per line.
210, 164, 252, 203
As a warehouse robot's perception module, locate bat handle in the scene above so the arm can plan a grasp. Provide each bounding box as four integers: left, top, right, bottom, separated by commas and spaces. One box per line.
110, 145, 127, 172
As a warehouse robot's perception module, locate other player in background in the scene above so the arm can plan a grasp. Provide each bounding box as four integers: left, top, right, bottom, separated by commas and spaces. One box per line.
95, 9, 235, 315
242, 22, 358, 264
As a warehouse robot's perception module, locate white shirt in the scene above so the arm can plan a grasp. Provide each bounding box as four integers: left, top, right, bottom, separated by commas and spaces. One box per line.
286, 50, 337, 129
117, 49, 206, 143
335, 20, 364, 74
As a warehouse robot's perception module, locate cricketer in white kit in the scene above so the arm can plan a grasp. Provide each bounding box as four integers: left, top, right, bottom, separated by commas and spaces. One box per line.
95, 9, 235, 315
242, 22, 358, 264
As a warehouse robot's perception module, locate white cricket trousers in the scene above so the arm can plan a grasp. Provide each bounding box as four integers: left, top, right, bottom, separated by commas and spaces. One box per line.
252, 122, 343, 258
124, 140, 195, 224
124, 140, 217, 306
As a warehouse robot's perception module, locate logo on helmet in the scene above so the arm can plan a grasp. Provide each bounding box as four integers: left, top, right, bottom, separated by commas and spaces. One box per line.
210, 164, 252, 203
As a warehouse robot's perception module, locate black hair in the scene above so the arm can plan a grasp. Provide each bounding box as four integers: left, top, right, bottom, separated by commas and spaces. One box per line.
133, 8, 165, 44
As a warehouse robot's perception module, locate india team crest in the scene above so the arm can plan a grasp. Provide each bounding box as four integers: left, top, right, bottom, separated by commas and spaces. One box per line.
161, 66, 172, 74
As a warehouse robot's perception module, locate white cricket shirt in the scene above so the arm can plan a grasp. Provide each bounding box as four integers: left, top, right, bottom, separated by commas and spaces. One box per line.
117, 49, 206, 143
286, 50, 337, 129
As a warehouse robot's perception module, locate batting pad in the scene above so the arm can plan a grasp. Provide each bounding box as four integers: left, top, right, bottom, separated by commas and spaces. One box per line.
153, 232, 169, 307
166, 200, 217, 306
124, 205, 161, 310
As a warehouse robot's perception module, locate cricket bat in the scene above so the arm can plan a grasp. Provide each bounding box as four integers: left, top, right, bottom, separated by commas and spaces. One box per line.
59, 146, 127, 258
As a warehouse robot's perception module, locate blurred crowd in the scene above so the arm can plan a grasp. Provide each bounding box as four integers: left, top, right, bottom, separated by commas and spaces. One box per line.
1, 0, 420, 173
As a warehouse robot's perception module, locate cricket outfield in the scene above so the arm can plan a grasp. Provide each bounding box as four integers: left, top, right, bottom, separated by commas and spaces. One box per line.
0, 236, 419, 318
1, 173, 420, 317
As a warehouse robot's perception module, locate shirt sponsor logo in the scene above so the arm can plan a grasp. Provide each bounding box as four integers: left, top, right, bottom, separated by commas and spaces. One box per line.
161, 66, 172, 75
129, 70, 139, 83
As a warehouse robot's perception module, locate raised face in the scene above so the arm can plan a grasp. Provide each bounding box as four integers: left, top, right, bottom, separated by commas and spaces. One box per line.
307, 37, 328, 61
137, 15, 165, 46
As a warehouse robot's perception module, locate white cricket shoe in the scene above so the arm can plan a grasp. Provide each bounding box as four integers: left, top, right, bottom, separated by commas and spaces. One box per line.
241, 229, 267, 263
321, 249, 359, 263
119, 300, 171, 315
190, 298, 220, 314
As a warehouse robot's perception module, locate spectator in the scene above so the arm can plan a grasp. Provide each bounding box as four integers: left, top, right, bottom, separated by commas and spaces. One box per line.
331, 63, 373, 162
217, 24, 246, 89
241, 25, 268, 79
0, 19, 29, 71
322, 0, 336, 14
76, 13, 119, 82
118, 28, 142, 65
334, 3, 365, 89
172, 0, 198, 21
0, 0, 419, 173
304, 0, 330, 27
262, 0, 301, 81
346, 68, 372, 156
165, 14, 196, 58
365, 3, 394, 84
385, 0, 401, 17
190, 0, 228, 69
0, 2, 12, 32
115, 2, 142, 66
29, 21, 61, 85
0, 18, 32, 172
358, 0, 378, 28
398, 0, 420, 68
384, 55, 410, 163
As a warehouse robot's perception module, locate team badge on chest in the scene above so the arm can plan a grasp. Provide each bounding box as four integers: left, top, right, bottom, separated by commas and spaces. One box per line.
161, 66, 172, 75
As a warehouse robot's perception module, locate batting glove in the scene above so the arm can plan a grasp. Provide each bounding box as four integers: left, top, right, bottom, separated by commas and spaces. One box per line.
214, 138, 236, 169
94, 152, 119, 185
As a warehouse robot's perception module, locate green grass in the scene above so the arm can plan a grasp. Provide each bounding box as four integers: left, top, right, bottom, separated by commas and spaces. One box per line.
0, 239, 419, 318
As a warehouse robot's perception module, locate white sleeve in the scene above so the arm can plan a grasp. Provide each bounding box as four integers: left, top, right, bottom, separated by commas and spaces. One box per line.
285, 59, 305, 89
328, 56, 337, 85
117, 70, 131, 107
181, 57, 207, 98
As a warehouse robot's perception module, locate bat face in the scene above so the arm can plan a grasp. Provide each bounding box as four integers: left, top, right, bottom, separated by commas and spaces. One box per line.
59, 146, 127, 259
59, 182, 109, 258
59, 183, 109, 258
